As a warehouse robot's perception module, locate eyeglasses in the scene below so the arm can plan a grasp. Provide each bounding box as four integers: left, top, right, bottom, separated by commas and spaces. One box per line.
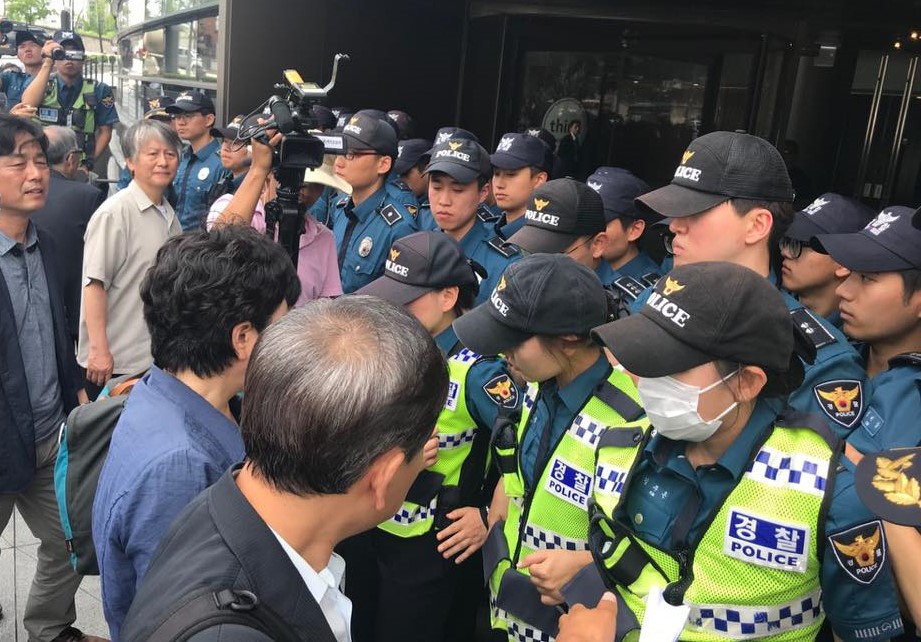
171, 111, 203, 122
779, 237, 805, 259
564, 237, 592, 255
342, 150, 379, 161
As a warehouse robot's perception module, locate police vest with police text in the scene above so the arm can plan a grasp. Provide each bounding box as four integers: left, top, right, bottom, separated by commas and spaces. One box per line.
485, 368, 648, 641
590, 415, 839, 641
39, 79, 96, 160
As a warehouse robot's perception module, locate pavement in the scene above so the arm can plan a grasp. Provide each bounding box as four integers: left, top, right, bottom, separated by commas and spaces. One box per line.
1, 509, 109, 642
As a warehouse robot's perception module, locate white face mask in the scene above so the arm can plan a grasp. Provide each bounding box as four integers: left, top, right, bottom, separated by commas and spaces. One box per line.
637, 370, 740, 442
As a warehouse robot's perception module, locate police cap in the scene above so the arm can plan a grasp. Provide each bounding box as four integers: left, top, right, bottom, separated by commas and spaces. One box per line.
426, 138, 491, 184
586, 167, 654, 223
52, 30, 84, 51
856, 446, 921, 526
786, 193, 876, 251
394, 138, 433, 176
166, 90, 216, 115
434, 127, 479, 146
490, 132, 551, 174
507, 178, 605, 254
818, 206, 921, 271
340, 112, 398, 157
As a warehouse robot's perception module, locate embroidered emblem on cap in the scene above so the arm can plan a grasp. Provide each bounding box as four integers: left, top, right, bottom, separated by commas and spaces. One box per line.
587, 181, 602, 192
389, 248, 400, 261
177, 92, 193, 102
534, 198, 550, 211
435, 131, 452, 144
448, 141, 462, 151
397, 145, 404, 157
662, 276, 685, 296
527, 129, 541, 136
483, 374, 519, 409
814, 380, 863, 428
868, 211, 900, 236
829, 521, 886, 584
682, 150, 695, 164
358, 236, 373, 257
804, 197, 829, 215
148, 98, 160, 109
497, 136, 514, 152
871, 453, 921, 509
675, 149, 701, 182
496, 276, 506, 291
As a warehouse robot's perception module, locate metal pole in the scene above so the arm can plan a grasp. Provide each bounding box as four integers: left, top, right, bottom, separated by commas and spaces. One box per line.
881, 55, 918, 204
854, 54, 888, 198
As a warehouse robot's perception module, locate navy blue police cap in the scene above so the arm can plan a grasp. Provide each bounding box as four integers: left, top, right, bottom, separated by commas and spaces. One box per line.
786, 193, 876, 252
586, 167, 655, 223
491, 133, 552, 174
818, 206, 921, 272
507, 178, 605, 254
394, 138, 433, 176
340, 112, 398, 157
426, 138, 491, 184
434, 127, 479, 146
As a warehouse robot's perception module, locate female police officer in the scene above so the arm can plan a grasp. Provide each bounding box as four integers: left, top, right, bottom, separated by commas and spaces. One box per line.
585, 261, 902, 641
453, 254, 649, 642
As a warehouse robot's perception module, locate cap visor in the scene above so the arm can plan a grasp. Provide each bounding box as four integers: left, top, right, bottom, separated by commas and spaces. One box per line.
507, 226, 578, 255
165, 104, 200, 113
210, 127, 234, 139
489, 152, 530, 170
591, 313, 715, 377
635, 184, 728, 220
425, 160, 478, 183
453, 304, 533, 356
356, 276, 433, 306
146, 109, 171, 121
785, 216, 827, 243
817, 232, 914, 272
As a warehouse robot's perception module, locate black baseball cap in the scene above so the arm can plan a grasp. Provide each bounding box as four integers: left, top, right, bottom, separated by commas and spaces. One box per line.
52, 30, 84, 51
507, 179, 605, 254
166, 90, 216, 115
425, 138, 492, 184
144, 95, 174, 120
311, 105, 337, 131
434, 127, 479, 146
211, 115, 245, 140
340, 112, 398, 157
453, 254, 608, 356
593, 262, 798, 380
387, 110, 415, 140
395, 138, 433, 176
587, 167, 654, 223
856, 448, 921, 526
523, 127, 556, 152
491, 133, 552, 173
356, 232, 480, 305
636, 131, 794, 220
355, 109, 401, 140
786, 193, 876, 250
334, 111, 355, 131
818, 206, 921, 272
15, 30, 43, 47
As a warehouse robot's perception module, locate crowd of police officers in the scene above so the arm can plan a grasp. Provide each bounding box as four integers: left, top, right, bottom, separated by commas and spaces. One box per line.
4, 22, 921, 642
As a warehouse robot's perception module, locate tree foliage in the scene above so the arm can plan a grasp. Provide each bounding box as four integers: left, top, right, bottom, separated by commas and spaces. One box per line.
5, 0, 52, 25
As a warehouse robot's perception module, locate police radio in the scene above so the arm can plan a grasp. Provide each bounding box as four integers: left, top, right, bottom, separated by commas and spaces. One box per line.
235, 53, 349, 268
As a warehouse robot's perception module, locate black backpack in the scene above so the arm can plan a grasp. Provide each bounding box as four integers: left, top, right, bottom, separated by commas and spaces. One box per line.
53, 372, 146, 575
141, 587, 299, 641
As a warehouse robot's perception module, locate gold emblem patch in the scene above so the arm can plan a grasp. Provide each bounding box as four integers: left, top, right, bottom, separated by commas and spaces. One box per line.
662, 276, 685, 296
533, 198, 550, 211
682, 150, 695, 165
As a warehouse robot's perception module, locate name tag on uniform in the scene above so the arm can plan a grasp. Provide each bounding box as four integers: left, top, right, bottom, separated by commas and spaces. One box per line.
724, 508, 809, 573
38, 107, 59, 123
545, 457, 592, 509
445, 380, 460, 411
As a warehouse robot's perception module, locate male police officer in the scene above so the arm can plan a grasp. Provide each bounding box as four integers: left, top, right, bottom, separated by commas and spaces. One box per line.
23, 31, 118, 171
780, 193, 875, 329
632, 131, 869, 438
586, 166, 663, 292
1, 29, 47, 106
491, 132, 551, 240
395, 137, 437, 230
426, 136, 520, 304
331, 111, 418, 293
165, 90, 229, 230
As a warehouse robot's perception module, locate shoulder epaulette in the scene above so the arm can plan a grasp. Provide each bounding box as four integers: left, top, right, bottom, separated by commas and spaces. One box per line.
889, 352, 921, 369
391, 179, 412, 192
790, 307, 837, 351
488, 235, 517, 258
477, 203, 500, 223
775, 408, 841, 451
612, 275, 645, 301
594, 378, 644, 422
379, 204, 403, 226
640, 272, 662, 288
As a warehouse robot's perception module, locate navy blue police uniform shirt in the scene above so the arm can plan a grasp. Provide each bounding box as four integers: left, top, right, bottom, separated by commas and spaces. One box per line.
627, 281, 869, 439
619, 400, 904, 642
331, 186, 418, 293
596, 251, 662, 289
172, 138, 229, 231
414, 196, 438, 232
494, 213, 527, 241
848, 352, 921, 453
435, 325, 521, 432
1, 70, 35, 106
456, 218, 521, 306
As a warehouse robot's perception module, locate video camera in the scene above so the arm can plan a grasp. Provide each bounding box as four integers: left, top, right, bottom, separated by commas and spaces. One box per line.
0, 20, 47, 48
50, 48, 85, 61
235, 53, 349, 268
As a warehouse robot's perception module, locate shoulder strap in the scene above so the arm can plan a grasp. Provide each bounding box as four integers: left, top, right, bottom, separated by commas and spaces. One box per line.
774, 408, 841, 452
143, 588, 301, 642
611, 275, 645, 301
889, 352, 921, 369
487, 235, 517, 258
790, 307, 837, 353
378, 203, 403, 226
594, 378, 644, 422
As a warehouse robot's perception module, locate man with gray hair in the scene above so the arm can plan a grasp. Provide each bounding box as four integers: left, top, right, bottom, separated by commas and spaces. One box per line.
77, 119, 181, 398
33, 125, 105, 343
120, 296, 448, 641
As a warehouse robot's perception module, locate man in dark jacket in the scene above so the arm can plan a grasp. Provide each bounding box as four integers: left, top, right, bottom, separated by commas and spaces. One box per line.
121, 296, 448, 641
0, 114, 96, 642
32, 125, 105, 342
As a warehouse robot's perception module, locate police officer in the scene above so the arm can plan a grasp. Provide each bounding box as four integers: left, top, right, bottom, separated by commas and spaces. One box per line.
491, 132, 551, 240
164, 90, 229, 230
1, 30, 46, 106
205, 115, 249, 206
588, 261, 903, 641
426, 136, 520, 304
357, 109, 422, 221
506, 178, 613, 283
586, 167, 663, 292
780, 193, 875, 329
331, 111, 418, 293
386, 109, 415, 139
23, 31, 118, 171
394, 137, 436, 230
350, 231, 520, 642
632, 131, 868, 438
453, 255, 649, 642
523, 126, 562, 179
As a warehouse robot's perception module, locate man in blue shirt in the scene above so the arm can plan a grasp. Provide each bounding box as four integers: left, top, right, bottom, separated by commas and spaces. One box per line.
631, 131, 869, 438
329, 111, 418, 292
490, 132, 551, 240
164, 90, 228, 230
92, 226, 300, 640
0, 30, 46, 106
780, 193, 875, 330
425, 136, 520, 304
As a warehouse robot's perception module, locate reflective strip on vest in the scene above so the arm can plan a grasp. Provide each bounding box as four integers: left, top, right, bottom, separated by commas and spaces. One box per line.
521, 523, 589, 553
439, 426, 477, 450
594, 461, 629, 496
508, 617, 555, 642
686, 588, 823, 640
744, 446, 828, 497
391, 497, 437, 525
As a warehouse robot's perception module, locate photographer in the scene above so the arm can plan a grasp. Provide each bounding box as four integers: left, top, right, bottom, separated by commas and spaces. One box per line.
214, 127, 342, 303
21, 31, 118, 171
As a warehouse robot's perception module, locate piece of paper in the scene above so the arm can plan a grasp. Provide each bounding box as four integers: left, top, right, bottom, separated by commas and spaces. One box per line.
638, 586, 691, 642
